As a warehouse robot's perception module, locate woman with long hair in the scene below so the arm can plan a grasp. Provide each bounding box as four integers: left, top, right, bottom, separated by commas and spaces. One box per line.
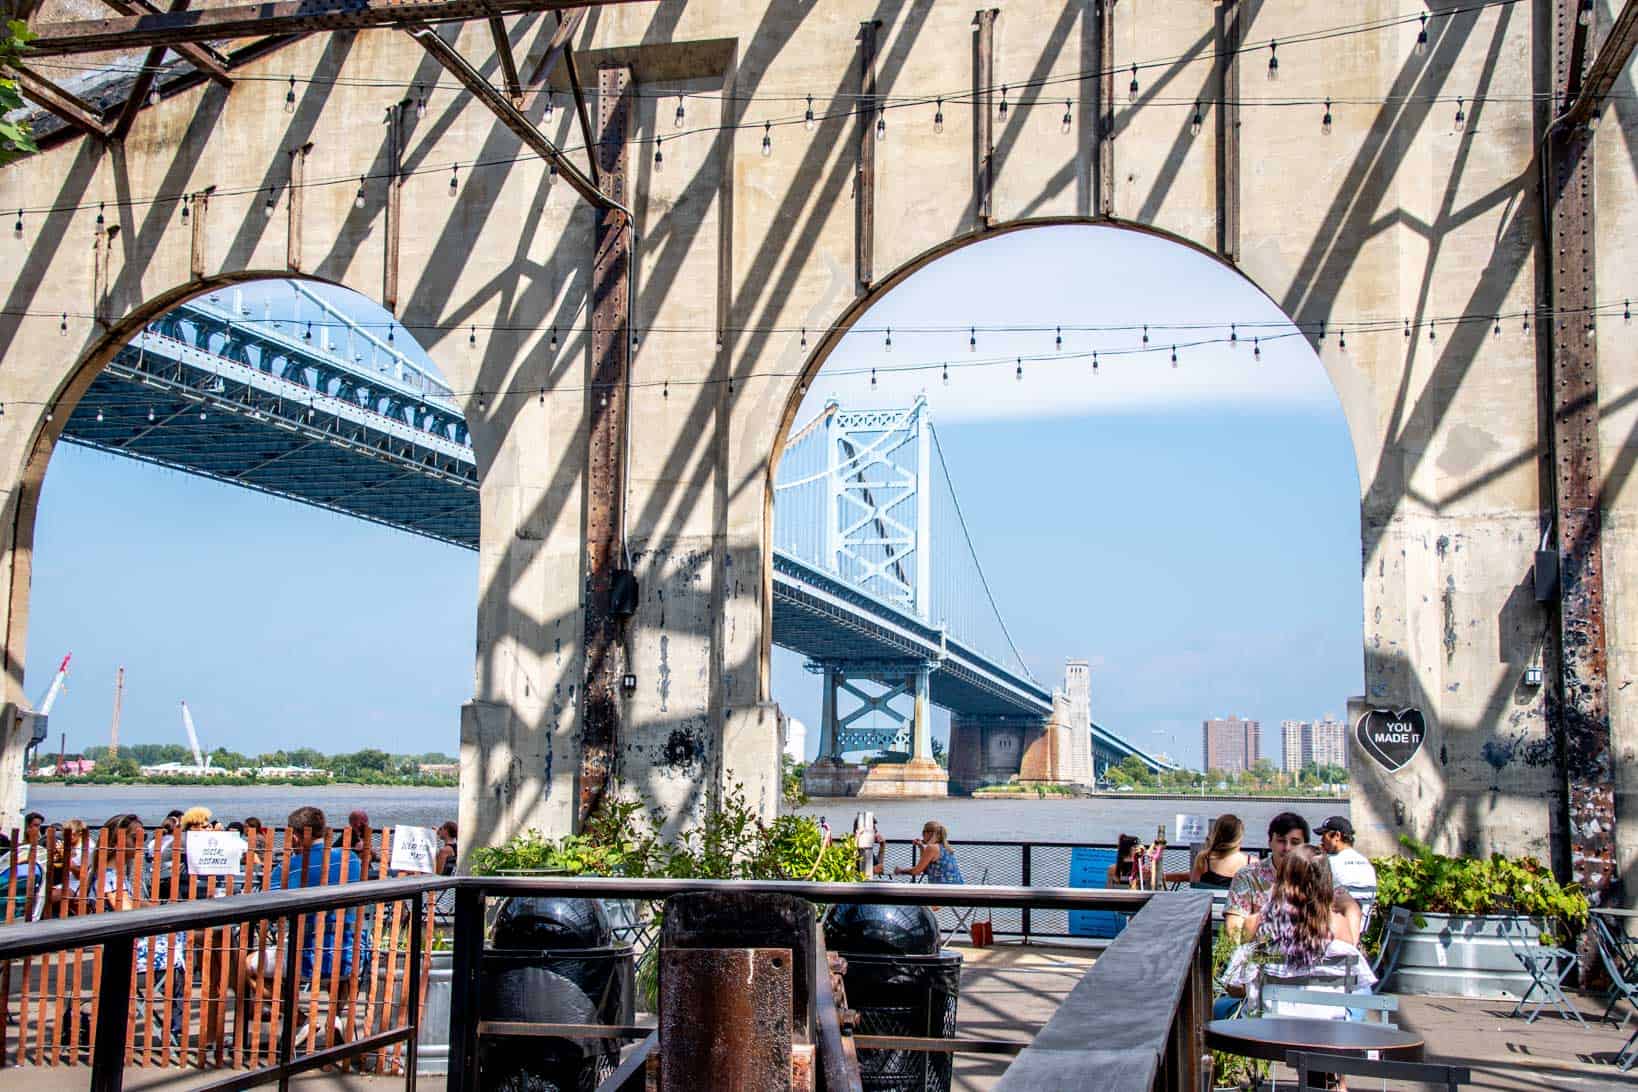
895, 821, 964, 884
1189, 814, 1247, 888
1107, 833, 1161, 890
1221, 845, 1374, 1019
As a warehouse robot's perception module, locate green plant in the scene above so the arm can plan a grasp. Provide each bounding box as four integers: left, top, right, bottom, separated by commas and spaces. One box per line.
1207, 925, 1269, 1088
1, 21, 39, 166
1365, 836, 1589, 952
782, 756, 808, 808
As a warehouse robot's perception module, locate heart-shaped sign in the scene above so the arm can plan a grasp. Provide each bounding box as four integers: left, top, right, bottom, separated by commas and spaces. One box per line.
1356, 708, 1426, 772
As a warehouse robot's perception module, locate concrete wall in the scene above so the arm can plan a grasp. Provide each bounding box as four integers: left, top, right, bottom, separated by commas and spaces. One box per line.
0, 2, 1629, 879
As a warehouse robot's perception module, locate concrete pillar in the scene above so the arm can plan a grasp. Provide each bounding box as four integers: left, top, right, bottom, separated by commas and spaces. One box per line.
817, 664, 840, 762
909, 664, 932, 762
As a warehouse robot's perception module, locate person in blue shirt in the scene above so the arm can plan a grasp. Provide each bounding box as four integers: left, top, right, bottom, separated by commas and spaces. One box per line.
247, 806, 370, 1049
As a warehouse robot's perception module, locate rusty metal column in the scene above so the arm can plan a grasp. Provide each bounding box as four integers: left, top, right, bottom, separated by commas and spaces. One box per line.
580, 64, 632, 827
1215, 0, 1240, 263
1547, 0, 1616, 906
285, 142, 311, 273
856, 20, 880, 292
1094, 0, 1114, 218
973, 9, 996, 228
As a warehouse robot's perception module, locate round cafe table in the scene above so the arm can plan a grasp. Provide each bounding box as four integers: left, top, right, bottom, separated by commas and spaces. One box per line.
1205, 1017, 1424, 1065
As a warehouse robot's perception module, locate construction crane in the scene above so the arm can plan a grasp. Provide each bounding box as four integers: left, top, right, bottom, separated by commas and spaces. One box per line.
21, 653, 71, 762
109, 667, 124, 759
36, 653, 70, 717
180, 701, 210, 771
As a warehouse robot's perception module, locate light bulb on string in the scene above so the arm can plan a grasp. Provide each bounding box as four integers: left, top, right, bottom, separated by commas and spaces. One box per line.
1523, 312, 1531, 335
998, 85, 1009, 119
96, 202, 105, 232
1494, 315, 1502, 336
1015, 357, 1023, 381
1339, 329, 1347, 351
1318, 321, 1326, 344
1626, 300, 1633, 324
59, 313, 67, 335
934, 98, 944, 134
1142, 324, 1149, 345
631, 329, 641, 350
1322, 99, 1333, 135
805, 95, 815, 131
95, 408, 103, 422
941, 363, 949, 386
355, 176, 367, 208
387, 327, 395, 344
199, 408, 207, 420
1055, 326, 1063, 351
716, 332, 724, 352
12, 210, 21, 236
969, 327, 976, 351
1170, 345, 1178, 367
180, 194, 190, 224
148, 84, 161, 107
45, 407, 53, 423
674, 96, 686, 128
1416, 13, 1429, 54
550, 327, 558, 351
1453, 96, 1465, 130
876, 108, 886, 141
654, 138, 664, 169
885, 328, 892, 351
1404, 317, 1411, 338
543, 94, 554, 123
1061, 99, 1072, 133
263, 186, 276, 217
449, 164, 459, 195
761, 121, 772, 157
1253, 337, 1262, 361
1092, 351, 1099, 374
1429, 320, 1436, 342
416, 84, 426, 119
800, 328, 808, 349
870, 367, 878, 389
1267, 41, 1279, 80
477, 393, 487, 412
663, 380, 670, 399
148, 407, 156, 423
1191, 101, 1203, 137
1230, 323, 1238, 347
469, 325, 477, 348
284, 75, 297, 114
304, 321, 312, 341
1128, 65, 1139, 102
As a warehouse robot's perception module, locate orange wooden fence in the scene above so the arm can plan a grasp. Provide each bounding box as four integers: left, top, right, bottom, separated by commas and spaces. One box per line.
0, 824, 438, 1073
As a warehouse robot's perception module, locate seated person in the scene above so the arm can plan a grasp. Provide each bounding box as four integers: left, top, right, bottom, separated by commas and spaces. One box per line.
1317, 816, 1377, 936
894, 821, 963, 884
1224, 812, 1361, 944
1190, 815, 1248, 889
1220, 845, 1375, 1020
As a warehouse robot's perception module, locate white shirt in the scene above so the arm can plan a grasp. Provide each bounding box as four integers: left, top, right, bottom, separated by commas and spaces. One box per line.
1223, 938, 1377, 1020
1329, 846, 1378, 896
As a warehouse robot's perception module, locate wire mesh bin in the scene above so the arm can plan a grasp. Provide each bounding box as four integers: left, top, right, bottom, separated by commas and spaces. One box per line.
842, 952, 962, 1092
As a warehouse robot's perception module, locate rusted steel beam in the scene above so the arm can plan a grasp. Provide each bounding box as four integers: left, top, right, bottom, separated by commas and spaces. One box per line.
286, 142, 311, 273
30, 0, 639, 56
973, 9, 996, 228
1215, 0, 1241, 262
578, 63, 632, 827
1547, 0, 1617, 910
564, 43, 600, 189
112, 0, 197, 139
188, 186, 212, 278
660, 948, 794, 1091
525, 6, 584, 91
384, 100, 405, 313
856, 20, 881, 291
9, 64, 110, 138
408, 24, 606, 209
813, 933, 864, 1092
1564, 0, 1638, 128
99, 0, 233, 84
483, 11, 522, 104
1094, 0, 1114, 217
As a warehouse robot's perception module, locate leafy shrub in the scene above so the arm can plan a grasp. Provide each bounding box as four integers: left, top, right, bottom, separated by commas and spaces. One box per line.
1367, 836, 1588, 949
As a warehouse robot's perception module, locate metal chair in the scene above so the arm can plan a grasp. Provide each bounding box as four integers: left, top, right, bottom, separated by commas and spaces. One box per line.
1592, 916, 1638, 1070
1286, 1051, 1469, 1091
1261, 986, 1398, 1026
1593, 913, 1638, 1028
936, 866, 990, 948
1497, 916, 1586, 1027
1252, 956, 1359, 1018
1369, 906, 1411, 986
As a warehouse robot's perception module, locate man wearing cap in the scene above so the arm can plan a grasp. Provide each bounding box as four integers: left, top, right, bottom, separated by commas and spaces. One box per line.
1317, 816, 1377, 941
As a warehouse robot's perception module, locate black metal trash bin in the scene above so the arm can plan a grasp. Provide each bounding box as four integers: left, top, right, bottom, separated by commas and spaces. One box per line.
826, 903, 962, 1092
480, 896, 635, 1092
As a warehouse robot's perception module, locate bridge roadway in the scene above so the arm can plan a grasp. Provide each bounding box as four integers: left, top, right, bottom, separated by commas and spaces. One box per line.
60, 300, 1171, 773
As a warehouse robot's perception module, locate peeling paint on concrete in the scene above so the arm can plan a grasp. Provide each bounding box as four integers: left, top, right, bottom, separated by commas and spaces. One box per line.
659, 634, 672, 712
1442, 576, 1457, 663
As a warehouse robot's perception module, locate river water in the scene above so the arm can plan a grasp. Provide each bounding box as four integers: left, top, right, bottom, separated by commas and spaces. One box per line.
24, 784, 1347, 846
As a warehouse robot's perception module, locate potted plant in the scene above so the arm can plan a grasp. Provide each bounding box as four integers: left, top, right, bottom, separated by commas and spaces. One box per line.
1365, 836, 1589, 999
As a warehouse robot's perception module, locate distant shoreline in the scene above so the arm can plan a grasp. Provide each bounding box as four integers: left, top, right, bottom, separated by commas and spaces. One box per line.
809, 792, 1352, 805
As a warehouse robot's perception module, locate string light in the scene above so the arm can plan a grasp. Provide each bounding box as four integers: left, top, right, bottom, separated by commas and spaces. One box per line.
304, 321, 313, 341
354, 176, 366, 208
1626, 300, 1632, 323
876, 107, 887, 141
148, 407, 156, 422
674, 95, 686, 128
1339, 329, 1347, 351
45, 406, 53, 422
1061, 99, 1072, 133
95, 202, 105, 231
654, 137, 663, 168
1191, 101, 1203, 137
1142, 324, 1149, 345
1092, 351, 1098, 374
885, 327, 892, 351
263, 186, 276, 217
804, 95, 815, 131
934, 98, 944, 134
415, 83, 426, 119
449, 164, 459, 195
761, 121, 772, 157
800, 327, 808, 348
199, 407, 207, 420
631, 328, 641, 350
1404, 317, 1412, 338
1322, 98, 1333, 135
1494, 315, 1502, 336
716, 332, 724, 352
1055, 326, 1062, 351
1416, 13, 1429, 54
941, 363, 949, 385
969, 327, 976, 351
870, 367, 877, 389
1015, 357, 1023, 381
1428, 320, 1437, 341
1230, 324, 1238, 347
543, 93, 554, 123
284, 75, 296, 114
1267, 41, 1279, 80
550, 327, 558, 351
12, 210, 20, 236
148, 84, 161, 107
477, 392, 487, 412
59, 313, 67, 335
95, 408, 103, 422
1170, 345, 1178, 367
180, 194, 190, 224
1523, 312, 1530, 335
663, 380, 669, 399
1453, 96, 1465, 130
998, 85, 1009, 119
1128, 65, 1139, 103
1253, 337, 1262, 360
469, 325, 477, 347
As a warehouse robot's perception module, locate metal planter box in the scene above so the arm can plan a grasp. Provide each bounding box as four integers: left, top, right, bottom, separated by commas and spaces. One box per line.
417, 949, 455, 1075
1387, 913, 1538, 999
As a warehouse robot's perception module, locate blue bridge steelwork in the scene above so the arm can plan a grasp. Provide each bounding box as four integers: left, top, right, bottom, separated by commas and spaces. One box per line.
59, 299, 1172, 777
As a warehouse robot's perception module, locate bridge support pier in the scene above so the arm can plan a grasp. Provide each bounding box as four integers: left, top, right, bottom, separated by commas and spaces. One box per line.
947, 715, 1028, 796
801, 661, 946, 798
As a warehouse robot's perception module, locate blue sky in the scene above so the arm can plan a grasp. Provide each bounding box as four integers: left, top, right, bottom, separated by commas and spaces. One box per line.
29, 226, 1363, 767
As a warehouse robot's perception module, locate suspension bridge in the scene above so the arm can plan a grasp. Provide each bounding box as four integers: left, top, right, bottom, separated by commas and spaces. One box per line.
60, 296, 1173, 787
